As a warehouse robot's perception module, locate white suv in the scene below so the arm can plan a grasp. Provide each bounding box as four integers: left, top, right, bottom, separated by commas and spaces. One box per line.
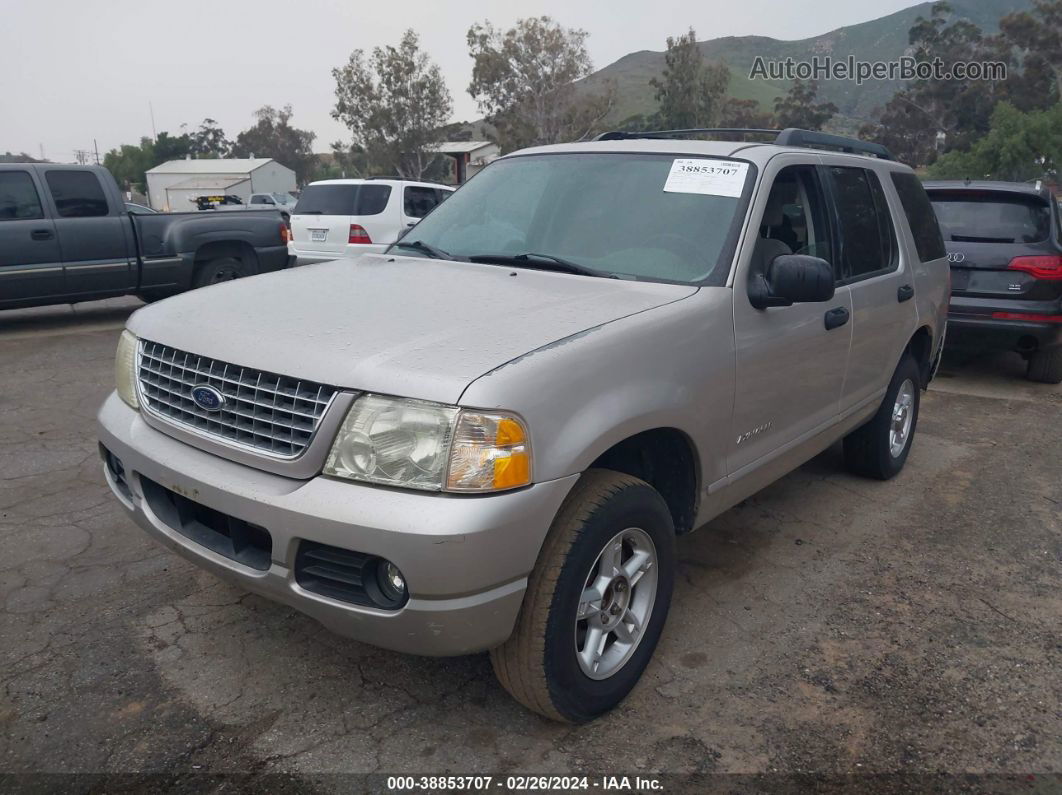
288, 178, 454, 264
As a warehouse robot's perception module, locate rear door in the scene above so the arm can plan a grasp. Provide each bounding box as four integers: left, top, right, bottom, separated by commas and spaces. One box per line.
43, 169, 135, 298
821, 162, 916, 410
291, 182, 393, 255
401, 185, 445, 234
0, 168, 63, 307
929, 189, 1061, 311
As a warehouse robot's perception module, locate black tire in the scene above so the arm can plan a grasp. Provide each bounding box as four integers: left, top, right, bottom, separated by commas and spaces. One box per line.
843, 353, 921, 480
1027, 347, 1062, 384
490, 469, 675, 723
192, 256, 248, 289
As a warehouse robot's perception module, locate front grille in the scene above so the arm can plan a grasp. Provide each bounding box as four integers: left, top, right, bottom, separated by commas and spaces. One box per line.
137, 340, 337, 459
140, 477, 273, 571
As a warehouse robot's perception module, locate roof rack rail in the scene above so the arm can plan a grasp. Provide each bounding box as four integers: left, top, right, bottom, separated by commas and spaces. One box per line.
773, 128, 893, 160
593, 126, 894, 161
595, 128, 780, 142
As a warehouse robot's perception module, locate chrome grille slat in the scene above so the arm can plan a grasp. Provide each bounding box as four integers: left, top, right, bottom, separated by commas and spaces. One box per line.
137, 340, 337, 459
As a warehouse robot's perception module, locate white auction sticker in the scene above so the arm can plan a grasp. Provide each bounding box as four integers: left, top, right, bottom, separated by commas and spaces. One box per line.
663, 159, 749, 197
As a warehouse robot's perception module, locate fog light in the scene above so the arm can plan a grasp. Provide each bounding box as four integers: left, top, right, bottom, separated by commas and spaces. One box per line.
384, 562, 405, 593
369, 559, 408, 608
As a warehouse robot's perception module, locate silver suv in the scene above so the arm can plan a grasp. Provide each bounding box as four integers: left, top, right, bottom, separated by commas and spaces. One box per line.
98, 128, 949, 723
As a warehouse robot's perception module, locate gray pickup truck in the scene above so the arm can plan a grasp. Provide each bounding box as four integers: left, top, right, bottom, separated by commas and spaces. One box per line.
98, 128, 949, 723
0, 163, 292, 310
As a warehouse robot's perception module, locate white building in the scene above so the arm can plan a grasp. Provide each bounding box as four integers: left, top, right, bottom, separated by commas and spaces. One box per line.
145, 158, 296, 211
432, 141, 500, 184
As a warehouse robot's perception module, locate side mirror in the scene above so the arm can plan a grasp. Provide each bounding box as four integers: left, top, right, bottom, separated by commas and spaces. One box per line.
749, 254, 835, 309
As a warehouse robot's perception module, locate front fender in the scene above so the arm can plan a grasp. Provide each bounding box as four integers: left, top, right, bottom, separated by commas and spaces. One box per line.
459, 288, 735, 493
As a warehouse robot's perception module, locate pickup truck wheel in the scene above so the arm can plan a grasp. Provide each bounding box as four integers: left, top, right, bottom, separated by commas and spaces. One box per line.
1026, 347, 1062, 384
490, 469, 675, 723
843, 353, 921, 480
193, 257, 248, 288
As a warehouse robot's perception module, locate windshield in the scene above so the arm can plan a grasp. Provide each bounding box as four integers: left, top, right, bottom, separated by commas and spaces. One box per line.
391, 153, 751, 283
930, 193, 1051, 244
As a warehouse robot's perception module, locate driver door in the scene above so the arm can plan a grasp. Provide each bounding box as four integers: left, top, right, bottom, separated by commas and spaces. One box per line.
729, 158, 853, 474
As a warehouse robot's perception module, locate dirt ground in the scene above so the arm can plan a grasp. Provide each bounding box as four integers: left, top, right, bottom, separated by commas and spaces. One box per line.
1, 298, 1059, 793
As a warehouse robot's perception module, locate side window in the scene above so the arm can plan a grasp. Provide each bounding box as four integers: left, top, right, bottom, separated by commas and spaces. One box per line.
404, 186, 440, 218
0, 171, 44, 220
255, 195, 275, 205
827, 166, 897, 281
44, 170, 110, 218
435, 188, 452, 204
891, 173, 947, 261
754, 164, 835, 278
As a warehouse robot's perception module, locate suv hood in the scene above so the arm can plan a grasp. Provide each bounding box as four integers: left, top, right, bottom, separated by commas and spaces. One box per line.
128, 255, 697, 404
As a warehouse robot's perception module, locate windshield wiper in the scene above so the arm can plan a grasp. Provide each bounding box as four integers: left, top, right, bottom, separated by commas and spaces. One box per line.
467, 252, 613, 278
390, 239, 461, 260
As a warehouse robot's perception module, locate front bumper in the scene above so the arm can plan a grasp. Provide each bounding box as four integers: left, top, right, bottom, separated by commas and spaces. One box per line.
97, 393, 577, 656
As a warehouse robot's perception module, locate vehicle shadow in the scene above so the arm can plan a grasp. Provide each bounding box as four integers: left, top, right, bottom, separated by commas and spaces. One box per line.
0, 297, 142, 339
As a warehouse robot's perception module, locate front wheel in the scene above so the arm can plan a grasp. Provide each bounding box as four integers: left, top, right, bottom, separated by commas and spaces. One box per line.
490, 469, 675, 723
843, 353, 921, 480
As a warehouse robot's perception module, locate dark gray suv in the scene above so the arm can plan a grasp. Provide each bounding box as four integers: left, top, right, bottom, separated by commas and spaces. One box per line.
925, 180, 1062, 383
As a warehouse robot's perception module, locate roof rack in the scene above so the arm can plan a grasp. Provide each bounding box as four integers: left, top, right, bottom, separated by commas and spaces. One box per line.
593, 127, 894, 161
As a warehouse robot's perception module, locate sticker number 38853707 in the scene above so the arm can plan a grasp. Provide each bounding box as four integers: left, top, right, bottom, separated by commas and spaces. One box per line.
663, 159, 749, 198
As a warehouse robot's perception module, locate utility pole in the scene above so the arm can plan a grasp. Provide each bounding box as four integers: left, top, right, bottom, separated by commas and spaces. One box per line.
93, 139, 100, 165
149, 102, 158, 142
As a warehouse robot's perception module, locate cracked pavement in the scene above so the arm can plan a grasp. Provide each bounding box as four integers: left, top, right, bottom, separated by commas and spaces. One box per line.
0, 297, 1059, 790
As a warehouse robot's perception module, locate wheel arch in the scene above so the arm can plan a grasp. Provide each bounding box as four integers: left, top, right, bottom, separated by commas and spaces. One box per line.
906, 324, 934, 388
587, 427, 700, 535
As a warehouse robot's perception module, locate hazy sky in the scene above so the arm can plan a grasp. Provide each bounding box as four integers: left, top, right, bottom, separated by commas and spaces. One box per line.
1, 0, 918, 162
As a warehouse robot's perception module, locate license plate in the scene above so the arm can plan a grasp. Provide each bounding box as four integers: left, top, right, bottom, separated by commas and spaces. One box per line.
310, 229, 327, 242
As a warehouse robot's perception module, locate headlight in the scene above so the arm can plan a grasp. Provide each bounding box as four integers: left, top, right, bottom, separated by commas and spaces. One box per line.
115, 330, 139, 409
323, 395, 532, 493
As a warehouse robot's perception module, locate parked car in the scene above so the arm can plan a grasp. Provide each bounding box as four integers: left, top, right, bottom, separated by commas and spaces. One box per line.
246, 192, 299, 221
98, 129, 948, 722
288, 178, 454, 264
0, 164, 293, 310
924, 180, 1062, 383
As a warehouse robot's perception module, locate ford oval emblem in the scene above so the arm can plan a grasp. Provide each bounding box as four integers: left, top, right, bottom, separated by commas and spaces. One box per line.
191, 385, 226, 412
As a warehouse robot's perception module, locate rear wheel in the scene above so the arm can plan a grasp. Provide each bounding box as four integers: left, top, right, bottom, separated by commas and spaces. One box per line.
843, 353, 921, 480
192, 256, 248, 289
1026, 347, 1062, 384
490, 469, 675, 723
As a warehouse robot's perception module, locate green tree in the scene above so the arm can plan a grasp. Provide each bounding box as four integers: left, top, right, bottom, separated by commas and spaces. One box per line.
467, 16, 614, 152
718, 97, 775, 129
999, 0, 1062, 107
103, 137, 155, 192
189, 118, 231, 158
860, 2, 1002, 165
650, 28, 729, 129
926, 102, 1061, 181
773, 79, 837, 130
332, 29, 452, 178
231, 105, 316, 183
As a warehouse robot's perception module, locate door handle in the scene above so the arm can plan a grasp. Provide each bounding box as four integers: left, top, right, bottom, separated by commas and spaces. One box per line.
31, 229, 54, 241
824, 306, 850, 330
897, 284, 914, 302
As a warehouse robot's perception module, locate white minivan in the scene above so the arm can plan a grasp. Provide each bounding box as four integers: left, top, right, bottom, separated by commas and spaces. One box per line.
288, 178, 454, 264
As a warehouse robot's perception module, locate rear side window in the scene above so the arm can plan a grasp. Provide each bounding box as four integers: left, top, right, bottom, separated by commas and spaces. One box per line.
929, 192, 1051, 244
294, 184, 391, 216
0, 171, 44, 220
890, 172, 947, 261
45, 170, 110, 218
828, 166, 897, 280
404, 186, 441, 218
